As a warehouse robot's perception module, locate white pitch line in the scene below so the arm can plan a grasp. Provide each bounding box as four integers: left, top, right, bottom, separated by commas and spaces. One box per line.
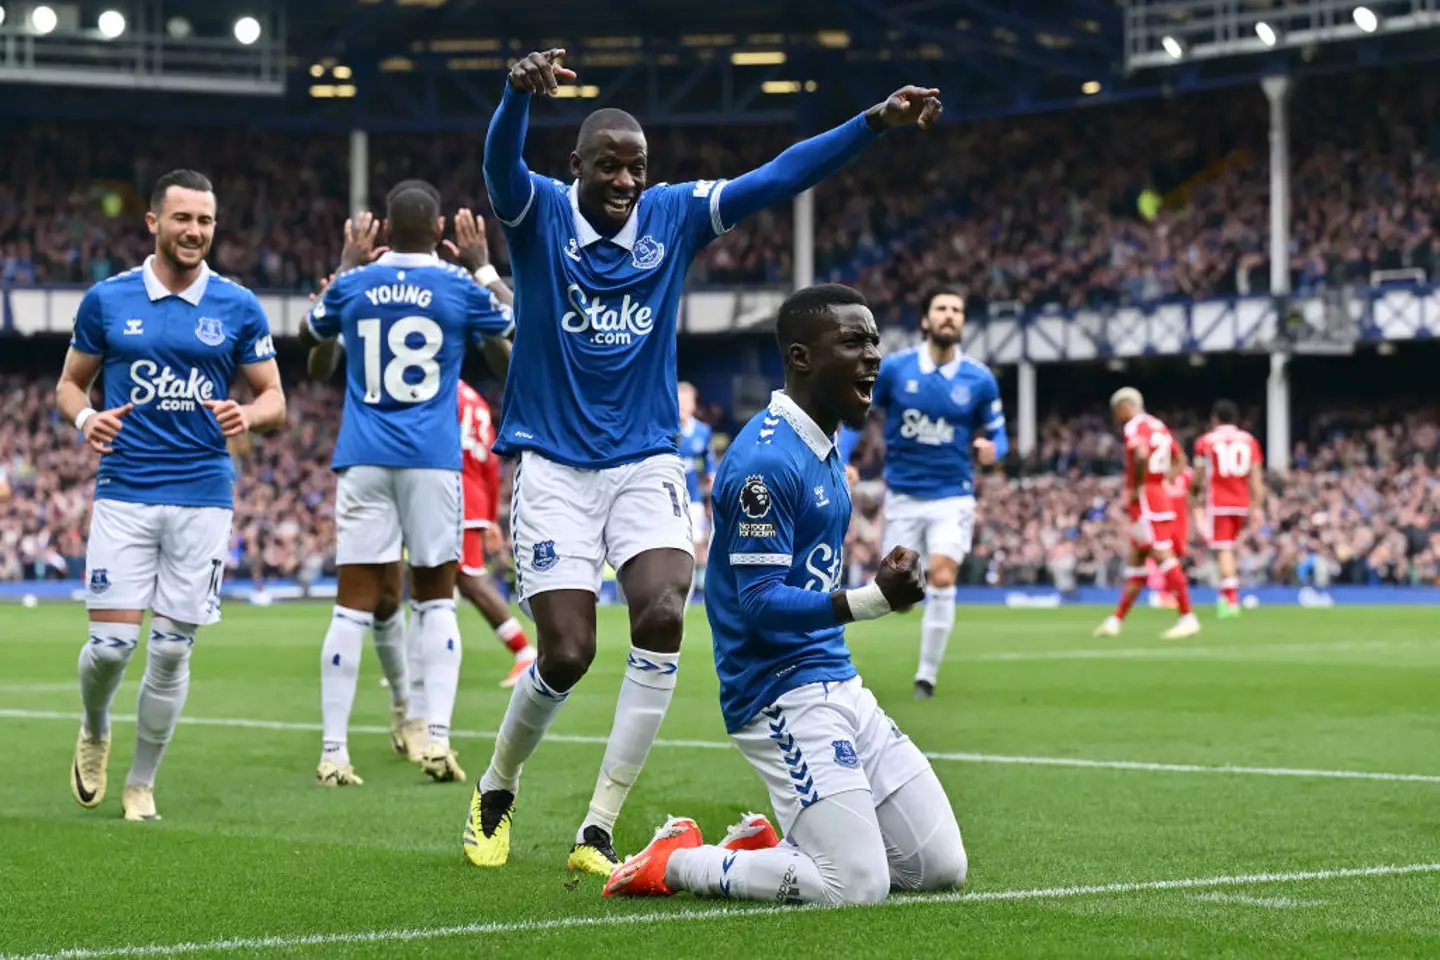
3, 708, 1439, 785
4, 862, 1437, 960
1193, 892, 1325, 908
960, 638, 1435, 662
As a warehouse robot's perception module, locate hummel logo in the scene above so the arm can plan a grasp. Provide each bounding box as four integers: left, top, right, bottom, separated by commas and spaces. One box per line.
124, 319, 143, 336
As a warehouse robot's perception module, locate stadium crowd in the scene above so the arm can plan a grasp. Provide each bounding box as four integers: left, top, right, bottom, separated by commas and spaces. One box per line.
3, 67, 1439, 323
4, 370, 1438, 592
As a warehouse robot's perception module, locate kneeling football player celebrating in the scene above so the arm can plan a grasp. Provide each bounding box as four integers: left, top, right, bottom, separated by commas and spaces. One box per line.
605, 284, 968, 905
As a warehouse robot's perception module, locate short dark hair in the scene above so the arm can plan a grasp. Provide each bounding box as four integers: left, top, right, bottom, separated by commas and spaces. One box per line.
920, 285, 967, 317
775, 283, 869, 353
1212, 398, 1239, 424
386, 179, 441, 209
577, 107, 643, 151
150, 169, 213, 211
386, 183, 441, 249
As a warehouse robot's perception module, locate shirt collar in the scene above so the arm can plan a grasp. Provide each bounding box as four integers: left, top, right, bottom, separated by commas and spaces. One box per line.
917, 345, 963, 378
768, 390, 835, 461
569, 181, 639, 251
375, 251, 442, 268
142, 255, 210, 305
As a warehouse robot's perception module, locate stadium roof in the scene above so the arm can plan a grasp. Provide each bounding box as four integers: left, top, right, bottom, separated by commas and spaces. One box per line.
2, 0, 1438, 130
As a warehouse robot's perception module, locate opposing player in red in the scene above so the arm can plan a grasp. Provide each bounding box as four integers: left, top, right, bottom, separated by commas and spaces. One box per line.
1152, 458, 1193, 609
456, 381, 537, 687
1192, 399, 1264, 619
1094, 388, 1200, 640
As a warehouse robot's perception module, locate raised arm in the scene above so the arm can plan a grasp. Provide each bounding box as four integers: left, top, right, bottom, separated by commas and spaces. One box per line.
486, 49, 576, 224
716, 85, 942, 230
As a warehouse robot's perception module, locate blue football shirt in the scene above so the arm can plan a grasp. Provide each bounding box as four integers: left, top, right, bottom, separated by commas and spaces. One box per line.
491, 177, 730, 469
679, 417, 716, 503
307, 252, 513, 472
706, 392, 857, 733
69, 257, 277, 509
874, 347, 1004, 499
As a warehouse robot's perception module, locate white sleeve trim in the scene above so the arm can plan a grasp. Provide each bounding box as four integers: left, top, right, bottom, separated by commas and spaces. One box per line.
730, 552, 792, 566
709, 179, 731, 236
985, 417, 1006, 430
493, 179, 536, 228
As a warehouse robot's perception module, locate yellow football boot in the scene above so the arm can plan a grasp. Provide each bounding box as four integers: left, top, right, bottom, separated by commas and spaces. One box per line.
462, 787, 514, 867
567, 825, 621, 877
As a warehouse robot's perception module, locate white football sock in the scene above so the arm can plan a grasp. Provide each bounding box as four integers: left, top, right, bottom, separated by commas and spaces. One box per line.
371, 608, 408, 706
478, 662, 568, 795
127, 618, 195, 789
667, 789, 889, 906
404, 601, 427, 722
916, 585, 957, 686
320, 606, 371, 767
78, 622, 140, 738
416, 598, 461, 748
578, 646, 679, 841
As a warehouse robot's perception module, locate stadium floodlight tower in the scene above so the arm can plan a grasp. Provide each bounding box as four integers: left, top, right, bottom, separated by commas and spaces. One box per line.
1123, 0, 1440, 474
0, 0, 284, 94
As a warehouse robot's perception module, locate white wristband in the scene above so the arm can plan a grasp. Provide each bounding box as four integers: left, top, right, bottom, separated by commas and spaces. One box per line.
845, 582, 892, 622
474, 264, 500, 286
75, 407, 97, 432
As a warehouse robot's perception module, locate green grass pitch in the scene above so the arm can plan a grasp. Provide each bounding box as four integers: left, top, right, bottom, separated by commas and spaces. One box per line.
2, 602, 1438, 958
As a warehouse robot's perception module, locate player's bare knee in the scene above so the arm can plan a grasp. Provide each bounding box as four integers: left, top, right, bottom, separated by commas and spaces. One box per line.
409, 563, 456, 603
375, 563, 404, 620
535, 637, 594, 691
628, 587, 686, 654
926, 562, 959, 590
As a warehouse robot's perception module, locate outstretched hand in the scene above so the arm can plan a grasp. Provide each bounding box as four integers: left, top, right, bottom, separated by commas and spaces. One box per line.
442, 208, 490, 272
508, 48, 577, 96
867, 85, 943, 131
339, 212, 388, 272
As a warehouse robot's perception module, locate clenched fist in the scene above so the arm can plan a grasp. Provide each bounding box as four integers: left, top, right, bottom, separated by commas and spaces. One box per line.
874, 545, 925, 611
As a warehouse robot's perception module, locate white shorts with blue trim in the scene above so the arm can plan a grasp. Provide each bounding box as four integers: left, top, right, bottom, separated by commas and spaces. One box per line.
732, 677, 932, 835
883, 492, 977, 564
335, 466, 461, 568
508, 451, 694, 603
84, 499, 232, 625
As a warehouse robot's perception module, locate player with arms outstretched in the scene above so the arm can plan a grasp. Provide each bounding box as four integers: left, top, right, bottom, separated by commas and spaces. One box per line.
677, 382, 717, 596
1193, 399, 1263, 618
1094, 388, 1200, 640
464, 47, 943, 876
866, 286, 1006, 699
604, 284, 967, 905
302, 180, 513, 787
59, 169, 286, 821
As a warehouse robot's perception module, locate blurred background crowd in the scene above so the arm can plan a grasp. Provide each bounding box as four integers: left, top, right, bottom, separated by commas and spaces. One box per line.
5, 68, 1440, 326
5, 63, 1440, 592
4, 365, 1438, 591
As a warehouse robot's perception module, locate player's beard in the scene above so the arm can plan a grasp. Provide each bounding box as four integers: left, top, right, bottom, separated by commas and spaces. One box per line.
926, 328, 960, 350
160, 233, 209, 275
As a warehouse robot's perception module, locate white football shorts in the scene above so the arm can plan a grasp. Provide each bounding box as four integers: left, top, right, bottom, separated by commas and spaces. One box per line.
84, 499, 232, 625
882, 492, 976, 564
509, 451, 694, 602
335, 466, 461, 568
732, 677, 932, 835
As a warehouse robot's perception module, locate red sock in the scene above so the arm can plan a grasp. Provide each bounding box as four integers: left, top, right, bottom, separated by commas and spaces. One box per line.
497, 617, 529, 654
1115, 576, 1145, 620
1220, 578, 1239, 606
1161, 561, 1192, 615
